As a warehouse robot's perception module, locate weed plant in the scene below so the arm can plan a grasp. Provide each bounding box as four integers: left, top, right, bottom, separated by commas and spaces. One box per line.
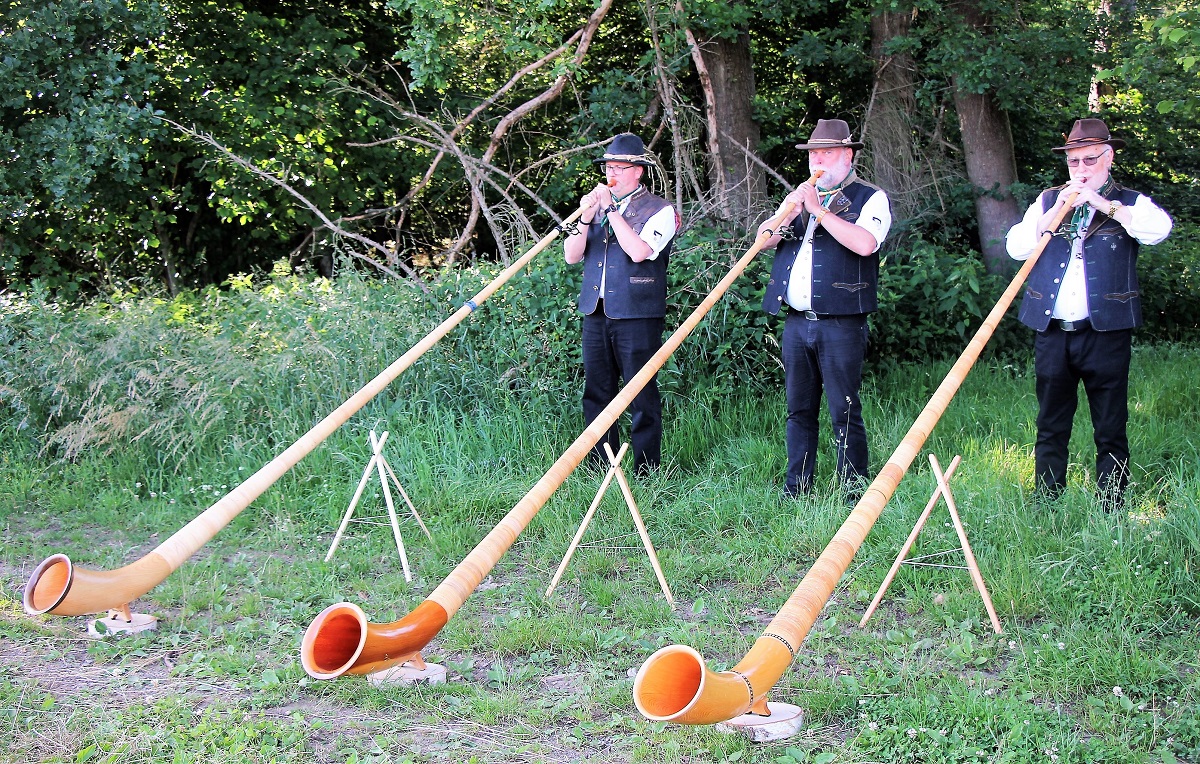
1, 271, 1198, 763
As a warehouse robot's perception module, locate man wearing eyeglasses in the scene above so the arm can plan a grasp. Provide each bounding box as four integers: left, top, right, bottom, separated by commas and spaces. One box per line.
1006, 118, 1173, 509
564, 132, 678, 474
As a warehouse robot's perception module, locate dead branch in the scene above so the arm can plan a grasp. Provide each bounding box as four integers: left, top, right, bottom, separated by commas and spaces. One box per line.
509, 138, 611, 187
719, 127, 792, 190
394, 111, 525, 264
646, 0, 686, 216
344, 31, 583, 237
458, 30, 586, 141
160, 117, 422, 287
480, 0, 614, 167
431, 0, 615, 263
390, 133, 557, 223
676, 2, 726, 207
341, 0, 613, 267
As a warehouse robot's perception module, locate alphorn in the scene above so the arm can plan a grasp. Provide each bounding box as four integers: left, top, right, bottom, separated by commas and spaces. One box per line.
298, 173, 827, 680
22, 198, 602, 618
632, 195, 1080, 725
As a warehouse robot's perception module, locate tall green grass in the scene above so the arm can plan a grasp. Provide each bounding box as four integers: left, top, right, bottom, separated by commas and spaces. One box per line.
1, 272, 1197, 763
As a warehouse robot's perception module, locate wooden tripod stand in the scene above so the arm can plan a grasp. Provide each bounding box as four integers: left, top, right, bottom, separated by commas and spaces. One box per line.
859, 454, 1002, 633
546, 442, 674, 607
324, 430, 431, 582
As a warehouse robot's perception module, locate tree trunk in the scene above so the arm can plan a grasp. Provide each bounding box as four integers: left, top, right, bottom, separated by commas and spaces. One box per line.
689, 30, 766, 223
953, 87, 1020, 273
1088, 0, 1119, 111
863, 9, 922, 226
951, 1, 1021, 274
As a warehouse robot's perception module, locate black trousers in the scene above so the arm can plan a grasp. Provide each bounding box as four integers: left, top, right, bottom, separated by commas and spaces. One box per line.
782, 311, 869, 493
581, 307, 664, 473
1033, 324, 1132, 501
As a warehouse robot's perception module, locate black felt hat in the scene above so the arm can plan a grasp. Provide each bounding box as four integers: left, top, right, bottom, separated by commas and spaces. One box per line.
593, 133, 655, 166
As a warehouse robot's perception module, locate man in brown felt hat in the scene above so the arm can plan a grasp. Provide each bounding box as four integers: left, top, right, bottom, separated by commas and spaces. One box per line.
563, 132, 678, 474
756, 119, 892, 500
1006, 117, 1173, 509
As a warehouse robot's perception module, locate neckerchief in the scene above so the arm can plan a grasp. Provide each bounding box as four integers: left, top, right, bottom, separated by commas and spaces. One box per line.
802, 171, 856, 229
817, 170, 855, 205
1060, 177, 1116, 242
605, 185, 644, 236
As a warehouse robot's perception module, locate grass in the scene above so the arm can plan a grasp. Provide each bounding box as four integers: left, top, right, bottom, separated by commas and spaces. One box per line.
1, 277, 1198, 763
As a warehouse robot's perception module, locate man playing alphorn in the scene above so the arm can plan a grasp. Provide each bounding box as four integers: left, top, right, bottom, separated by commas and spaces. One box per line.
1006, 118, 1172, 509
756, 119, 892, 500
564, 132, 678, 475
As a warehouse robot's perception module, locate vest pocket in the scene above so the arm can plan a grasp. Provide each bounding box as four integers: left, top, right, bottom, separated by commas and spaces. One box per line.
1104, 291, 1139, 303
832, 281, 869, 293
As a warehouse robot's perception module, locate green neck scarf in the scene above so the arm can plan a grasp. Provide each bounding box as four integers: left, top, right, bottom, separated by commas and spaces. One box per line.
1063, 177, 1116, 241
604, 186, 642, 234
815, 171, 856, 212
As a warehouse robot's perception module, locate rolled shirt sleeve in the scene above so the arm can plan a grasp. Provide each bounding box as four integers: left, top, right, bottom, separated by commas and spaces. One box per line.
1006, 198, 1045, 261
636, 204, 678, 260
1124, 194, 1173, 245
858, 190, 892, 252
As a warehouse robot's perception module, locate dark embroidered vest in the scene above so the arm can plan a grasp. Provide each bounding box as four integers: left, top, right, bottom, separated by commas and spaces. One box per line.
761, 178, 886, 316
1017, 184, 1144, 332
578, 187, 675, 319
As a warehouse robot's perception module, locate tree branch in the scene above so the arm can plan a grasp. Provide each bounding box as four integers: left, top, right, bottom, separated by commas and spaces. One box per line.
161, 117, 421, 286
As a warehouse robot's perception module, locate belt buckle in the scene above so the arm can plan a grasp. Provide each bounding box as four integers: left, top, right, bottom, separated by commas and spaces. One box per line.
802, 310, 819, 320
1061, 319, 1081, 331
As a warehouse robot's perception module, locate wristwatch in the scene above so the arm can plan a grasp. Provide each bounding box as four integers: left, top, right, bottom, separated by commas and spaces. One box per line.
1107, 200, 1121, 218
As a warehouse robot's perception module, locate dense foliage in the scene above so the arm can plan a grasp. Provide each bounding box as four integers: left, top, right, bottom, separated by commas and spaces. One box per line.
4, 226, 1198, 471
2, 0, 1197, 296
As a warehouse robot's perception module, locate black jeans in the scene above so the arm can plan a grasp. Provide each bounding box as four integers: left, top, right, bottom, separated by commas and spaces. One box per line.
782, 311, 869, 493
1033, 324, 1132, 501
581, 309, 664, 473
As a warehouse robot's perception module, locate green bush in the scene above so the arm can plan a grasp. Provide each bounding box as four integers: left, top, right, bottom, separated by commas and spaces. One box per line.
4, 216, 1198, 465
875, 236, 1027, 368
1137, 220, 1200, 342
396, 217, 1200, 402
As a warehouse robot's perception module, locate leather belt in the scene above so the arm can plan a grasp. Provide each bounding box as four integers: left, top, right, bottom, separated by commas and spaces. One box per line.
1054, 318, 1091, 332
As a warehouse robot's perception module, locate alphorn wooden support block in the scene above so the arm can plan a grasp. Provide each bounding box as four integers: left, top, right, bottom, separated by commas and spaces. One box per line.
859, 454, 1003, 634
324, 430, 432, 582
86, 602, 158, 638
365, 651, 447, 687
546, 442, 674, 607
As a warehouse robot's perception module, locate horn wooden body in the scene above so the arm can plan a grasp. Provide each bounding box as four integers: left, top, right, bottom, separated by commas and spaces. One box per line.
23, 205, 592, 617
299, 174, 825, 679
633, 195, 1079, 725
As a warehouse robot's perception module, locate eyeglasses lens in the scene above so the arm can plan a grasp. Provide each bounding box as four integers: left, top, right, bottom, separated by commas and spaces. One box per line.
1066, 149, 1109, 167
